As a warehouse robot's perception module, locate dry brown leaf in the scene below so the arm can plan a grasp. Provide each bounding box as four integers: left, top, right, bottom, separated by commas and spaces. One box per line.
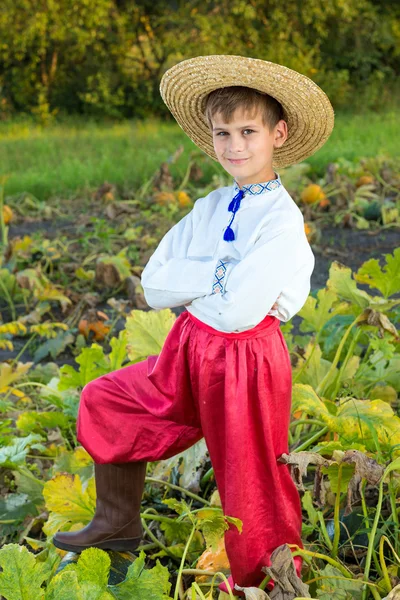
261, 544, 311, 600
341, 449, 385, 515
278, 452, 332, 492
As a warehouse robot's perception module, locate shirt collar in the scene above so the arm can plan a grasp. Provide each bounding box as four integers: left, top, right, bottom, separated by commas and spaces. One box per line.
233, 172, 282, 196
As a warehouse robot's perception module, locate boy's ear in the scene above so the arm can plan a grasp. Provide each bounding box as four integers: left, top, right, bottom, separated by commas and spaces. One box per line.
273, 120, 288, 148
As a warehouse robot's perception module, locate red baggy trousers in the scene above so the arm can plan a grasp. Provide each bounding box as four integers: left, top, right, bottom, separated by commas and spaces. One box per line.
76, 309, 303, 588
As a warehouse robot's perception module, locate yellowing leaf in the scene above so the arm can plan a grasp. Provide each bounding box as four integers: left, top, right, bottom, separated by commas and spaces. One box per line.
0, 543, 49, 600
43, 473, 95, 530
0, 361, 33, 389
125, 308, 176, 361
298, 288, 343, 332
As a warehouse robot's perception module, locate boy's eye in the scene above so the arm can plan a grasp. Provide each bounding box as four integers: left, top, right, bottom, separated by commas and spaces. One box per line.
216, 129, 255, 136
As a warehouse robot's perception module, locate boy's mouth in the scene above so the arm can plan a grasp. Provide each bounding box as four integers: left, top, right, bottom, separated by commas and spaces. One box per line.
227, 158, 249, 165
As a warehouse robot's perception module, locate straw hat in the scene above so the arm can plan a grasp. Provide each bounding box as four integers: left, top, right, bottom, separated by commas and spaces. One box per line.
159, 55, 335, 169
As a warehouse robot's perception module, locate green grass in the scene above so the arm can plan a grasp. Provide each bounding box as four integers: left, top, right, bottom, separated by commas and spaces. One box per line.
0, 109, 399, 201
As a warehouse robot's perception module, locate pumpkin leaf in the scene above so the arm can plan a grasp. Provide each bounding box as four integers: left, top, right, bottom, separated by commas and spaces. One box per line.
33, 332, 75, 363
45, 570, 82, 600
298, 288, 344, 332
0, 543, 49, 600
43, 473, 95, 535
196, 508, 242, 551
108, 330, 128, 371
0, 361, 34, 389
354, 248, 400, 298
16, 411, 70, 434
0, 433, 43, 468
109, 550, 171, 599
58, 344, 109, 390
316, 564, 363, 599
327, 262, 372, 309
125, 308, 176, 361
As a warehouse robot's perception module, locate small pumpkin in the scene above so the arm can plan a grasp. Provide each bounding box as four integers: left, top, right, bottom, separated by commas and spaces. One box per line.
319, 197, 330, 209
176, 190, 191, 208
103, 191, 115, 202
2, 204, 13, 224
356, 175, 375, 188
195, 537, 230, 583
154, 191, 177, 206
300, 184, 326, 205
78, 318, 110, 341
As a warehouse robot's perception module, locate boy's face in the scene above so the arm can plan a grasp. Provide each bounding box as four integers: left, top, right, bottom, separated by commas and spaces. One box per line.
210, 106, 287, 187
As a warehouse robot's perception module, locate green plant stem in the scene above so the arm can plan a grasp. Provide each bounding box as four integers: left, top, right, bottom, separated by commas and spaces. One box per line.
140, 512, 181, 525
331, 328, 362, 401
332, 463, 343, 558
317, 511, 333, 551
140, 515, 179, 561
292, 426, 329, 452
200, 467, 214, 487
388, 472, 400, 555
289, 419, 327, 428
360, 479, 382, 579
145, 477, 210, 505
0, 275, 16, 321
379, 535, 392, 593
316, 314, 364, 397
362, 461, 400, 600
174, 521, 197, 600
287, 544, 353, 578
10, 333, 38, 367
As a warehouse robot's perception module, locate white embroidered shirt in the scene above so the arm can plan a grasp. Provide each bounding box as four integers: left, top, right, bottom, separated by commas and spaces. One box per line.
140, 173, 315, 333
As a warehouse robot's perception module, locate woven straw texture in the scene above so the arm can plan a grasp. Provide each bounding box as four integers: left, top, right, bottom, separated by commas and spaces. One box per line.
160, 55, 335, 169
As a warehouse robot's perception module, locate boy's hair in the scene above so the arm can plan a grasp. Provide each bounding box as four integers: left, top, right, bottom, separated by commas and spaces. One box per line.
204, 86, 285, 132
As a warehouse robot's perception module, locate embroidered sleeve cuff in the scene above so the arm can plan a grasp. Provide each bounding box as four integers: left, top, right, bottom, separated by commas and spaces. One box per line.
211, 259, 232, 295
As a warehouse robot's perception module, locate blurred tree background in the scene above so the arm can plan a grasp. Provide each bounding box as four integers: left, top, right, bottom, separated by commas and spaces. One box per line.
0, 0, 399, 123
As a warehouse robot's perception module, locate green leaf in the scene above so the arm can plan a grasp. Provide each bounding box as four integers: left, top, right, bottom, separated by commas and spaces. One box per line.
125, 308, 176, 361
76, 548, 110, 589
292, 342, 332, 389
33, 332, 75, 363
316, 564, 363, 599
0, 493, 38, 526
298, 288, 343, 332
58, 345, 109, 390
327, 262, 372, 308
196, 508, 242, 552
0, 543, 48, 600
0, 434, 43, 468
108, 330, 128, 371
354, 248, 400, 298
16, 411, 70, 434
301, 491, 318, 527
109, 550, 171, 600
45, 570, 82, 600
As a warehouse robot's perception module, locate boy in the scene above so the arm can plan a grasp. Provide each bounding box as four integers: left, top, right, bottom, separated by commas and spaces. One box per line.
53, 55, 334, 596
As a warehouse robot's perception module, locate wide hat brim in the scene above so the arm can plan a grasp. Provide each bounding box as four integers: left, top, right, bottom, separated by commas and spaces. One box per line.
159, 55, 335, 169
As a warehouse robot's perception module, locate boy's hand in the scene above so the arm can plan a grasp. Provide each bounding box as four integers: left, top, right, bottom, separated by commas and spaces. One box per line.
271, 294, 282, 311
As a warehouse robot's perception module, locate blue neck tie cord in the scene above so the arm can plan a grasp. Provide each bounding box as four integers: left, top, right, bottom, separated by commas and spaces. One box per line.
223, 189, 245, 241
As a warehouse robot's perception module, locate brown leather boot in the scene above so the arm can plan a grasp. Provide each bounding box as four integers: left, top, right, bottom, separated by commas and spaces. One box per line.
52, 461, 147, 552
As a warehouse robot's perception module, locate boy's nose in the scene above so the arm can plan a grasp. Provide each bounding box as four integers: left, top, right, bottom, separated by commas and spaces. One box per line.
228, 136, 246, 153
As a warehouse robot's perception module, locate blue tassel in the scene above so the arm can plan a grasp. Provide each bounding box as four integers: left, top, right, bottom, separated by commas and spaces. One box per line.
223, 226, 235, 241
224, 189, 245, 241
